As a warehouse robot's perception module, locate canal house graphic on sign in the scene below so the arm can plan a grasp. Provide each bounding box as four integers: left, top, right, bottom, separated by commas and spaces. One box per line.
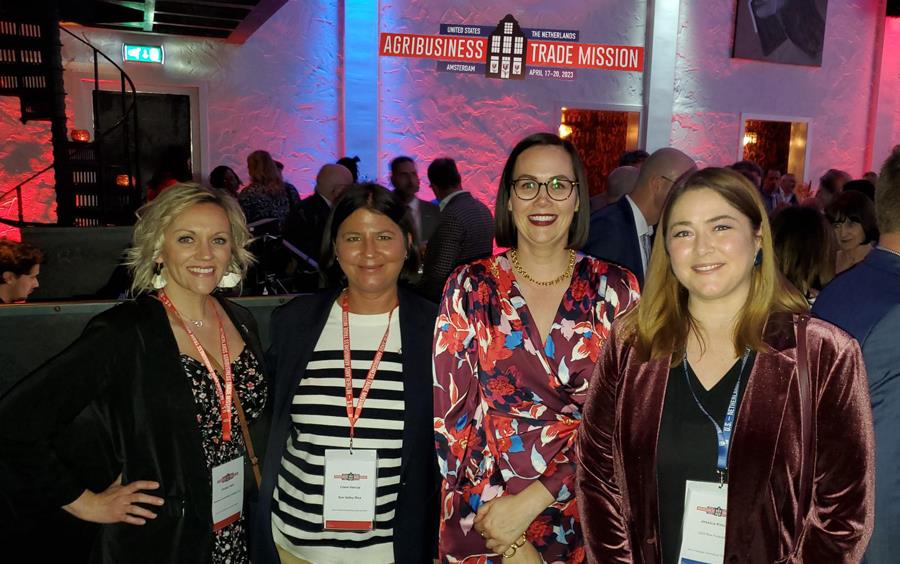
486, 14, 526, 80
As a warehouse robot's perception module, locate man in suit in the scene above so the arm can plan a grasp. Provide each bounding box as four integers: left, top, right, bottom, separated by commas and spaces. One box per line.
582, 148, 695, 287
390, 156, 440, 245
813, 147, 900, 564
284, 163, 352, 267
418, 158, 494, 302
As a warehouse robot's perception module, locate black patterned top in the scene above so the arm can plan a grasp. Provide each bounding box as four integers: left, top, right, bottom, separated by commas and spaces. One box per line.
181, 347, 267, 564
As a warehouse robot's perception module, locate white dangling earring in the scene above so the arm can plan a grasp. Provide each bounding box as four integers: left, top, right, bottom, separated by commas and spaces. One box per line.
218, 269, 242, 289
152, 263, 166, 289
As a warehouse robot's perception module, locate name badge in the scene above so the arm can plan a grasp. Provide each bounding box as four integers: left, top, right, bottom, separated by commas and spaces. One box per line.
323, 449, 378, 531
211, 457, 244, 531
678, 480, 727, 564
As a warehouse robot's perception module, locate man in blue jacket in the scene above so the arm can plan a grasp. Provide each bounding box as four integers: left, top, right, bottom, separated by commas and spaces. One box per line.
813, 146, 900, 564
582, 148, 694, 287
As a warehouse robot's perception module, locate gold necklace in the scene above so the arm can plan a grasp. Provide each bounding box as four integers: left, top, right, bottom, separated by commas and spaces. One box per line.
509, 248, 576, 286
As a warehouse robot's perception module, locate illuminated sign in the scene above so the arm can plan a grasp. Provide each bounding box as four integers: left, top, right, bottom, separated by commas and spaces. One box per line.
379, 14, 643, 81
122, 44, 164, 64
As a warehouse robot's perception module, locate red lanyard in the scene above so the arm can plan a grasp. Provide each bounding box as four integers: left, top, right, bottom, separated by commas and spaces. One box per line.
159, 290, 234, 442
341, 291, 394, 449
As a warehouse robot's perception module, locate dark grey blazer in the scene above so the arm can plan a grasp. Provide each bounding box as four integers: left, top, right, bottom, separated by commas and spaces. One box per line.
249, 286, 439, 564
419, 191, 494, 302
417, 197, 441, 244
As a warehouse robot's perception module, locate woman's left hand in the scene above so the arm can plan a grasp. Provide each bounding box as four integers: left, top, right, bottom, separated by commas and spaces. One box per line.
474, 482, 554, 554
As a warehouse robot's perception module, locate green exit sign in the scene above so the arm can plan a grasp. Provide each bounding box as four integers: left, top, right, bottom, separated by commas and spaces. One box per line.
122, 44, 164, 64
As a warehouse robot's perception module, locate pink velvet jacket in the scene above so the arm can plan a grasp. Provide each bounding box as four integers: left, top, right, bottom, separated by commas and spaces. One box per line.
576, 312, 874, 563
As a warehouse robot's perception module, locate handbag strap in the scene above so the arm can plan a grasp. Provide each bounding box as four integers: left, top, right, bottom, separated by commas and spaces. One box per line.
795, 314, 813, 539
232, 390, 262, 489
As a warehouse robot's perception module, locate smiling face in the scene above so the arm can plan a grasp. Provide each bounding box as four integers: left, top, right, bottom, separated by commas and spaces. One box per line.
666, 188, 761, 308
508, 144, 579, 250
832, 218, 866, 251
334, 208, 410, 297
156, 202, 233, 300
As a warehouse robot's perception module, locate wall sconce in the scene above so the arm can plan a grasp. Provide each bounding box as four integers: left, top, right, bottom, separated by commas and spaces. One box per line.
115, 174, 133, 187
742, 132, 758, 146
559, 123, 573, 139
70, 129, 91, 143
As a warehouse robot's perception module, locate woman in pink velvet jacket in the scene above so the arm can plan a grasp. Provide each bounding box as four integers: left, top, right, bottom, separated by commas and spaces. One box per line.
576, 168, 874, 563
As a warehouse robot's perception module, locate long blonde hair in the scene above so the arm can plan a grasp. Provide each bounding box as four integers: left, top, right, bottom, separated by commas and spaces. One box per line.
624, 167, 808, 361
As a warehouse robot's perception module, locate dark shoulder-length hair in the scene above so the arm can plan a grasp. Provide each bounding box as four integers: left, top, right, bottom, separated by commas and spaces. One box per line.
825, 190, 879, 245
771, 205, 835, 298
320, 183, 420, 287
495, 132, 590, 249
623, 167, 808, 362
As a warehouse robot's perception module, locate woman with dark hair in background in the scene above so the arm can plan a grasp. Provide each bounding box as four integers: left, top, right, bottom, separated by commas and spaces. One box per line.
0, 184, 268, 563
147, 145, 193, 201
826, 189, 879, 273
577, 168, 873, 563
771, 205, 835, 304
251, 183, 439, 564
209, 165, 243, 197
0, 238, 43, 304
433, 133, 639, 563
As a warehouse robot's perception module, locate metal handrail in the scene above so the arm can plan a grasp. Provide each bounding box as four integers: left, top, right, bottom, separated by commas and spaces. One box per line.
0, 163, 54, 203
1, 25, 142, 225
59, 26, 139, 138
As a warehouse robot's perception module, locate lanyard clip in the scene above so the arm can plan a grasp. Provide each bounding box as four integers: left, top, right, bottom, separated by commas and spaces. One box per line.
717, 469, 728, 488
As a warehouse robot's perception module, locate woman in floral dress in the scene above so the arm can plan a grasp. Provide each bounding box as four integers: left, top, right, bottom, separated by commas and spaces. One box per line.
433, 133, 640, 563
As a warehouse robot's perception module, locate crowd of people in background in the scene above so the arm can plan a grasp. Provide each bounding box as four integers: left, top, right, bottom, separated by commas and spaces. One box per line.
1, 136, 899, 564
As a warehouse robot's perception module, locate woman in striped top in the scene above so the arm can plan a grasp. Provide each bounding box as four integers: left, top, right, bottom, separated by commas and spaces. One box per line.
251, 183, 440, 564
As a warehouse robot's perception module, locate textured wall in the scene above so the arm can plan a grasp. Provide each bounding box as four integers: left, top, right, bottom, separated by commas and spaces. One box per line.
379, 0, 646, 205
1, 0, 340, 238
872, 15, 900, 170
2, 0, 894, 236
0, 98, 56, 238
671, 0, 881, 181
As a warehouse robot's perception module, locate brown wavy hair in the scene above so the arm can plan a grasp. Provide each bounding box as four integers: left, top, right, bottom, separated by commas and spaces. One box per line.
246, 150, 284, 195
623, 167, 808, 362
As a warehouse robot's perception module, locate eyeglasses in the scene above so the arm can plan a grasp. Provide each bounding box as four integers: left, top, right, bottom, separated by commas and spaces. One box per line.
510, 177, 578, 201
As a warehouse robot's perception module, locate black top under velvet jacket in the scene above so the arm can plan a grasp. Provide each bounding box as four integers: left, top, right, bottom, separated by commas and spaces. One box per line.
656, 353, 756, 564
0, 295, 271, 564
250, 286, 440, 564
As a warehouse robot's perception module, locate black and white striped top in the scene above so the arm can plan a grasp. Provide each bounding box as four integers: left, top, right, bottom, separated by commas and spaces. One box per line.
272, 302, 404, 564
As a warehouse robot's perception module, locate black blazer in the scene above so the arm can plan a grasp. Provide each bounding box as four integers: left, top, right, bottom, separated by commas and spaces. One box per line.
250, 286, 440, 564
0, 295, 270, 564
285, 192, 332, 265
582, 197, 644, 287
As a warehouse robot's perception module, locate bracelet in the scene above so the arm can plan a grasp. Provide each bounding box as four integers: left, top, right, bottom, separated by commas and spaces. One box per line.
501, 534, 527, 559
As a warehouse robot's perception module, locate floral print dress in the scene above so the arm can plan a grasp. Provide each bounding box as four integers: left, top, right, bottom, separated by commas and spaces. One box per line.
181, 347, 267, 564
433, 253, 639, 563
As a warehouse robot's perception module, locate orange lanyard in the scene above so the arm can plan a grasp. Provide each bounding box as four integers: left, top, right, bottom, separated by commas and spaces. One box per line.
159, 291, 234, 442
341, 291, 394, 450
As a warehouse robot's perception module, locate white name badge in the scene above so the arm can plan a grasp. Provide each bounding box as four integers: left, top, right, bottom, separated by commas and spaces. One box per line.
211, 456, 244, 531
678, 480, 728, 564
323, 449, 378, 531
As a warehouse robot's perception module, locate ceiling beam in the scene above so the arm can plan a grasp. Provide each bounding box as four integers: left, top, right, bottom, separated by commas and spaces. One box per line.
226, 0, 287, 44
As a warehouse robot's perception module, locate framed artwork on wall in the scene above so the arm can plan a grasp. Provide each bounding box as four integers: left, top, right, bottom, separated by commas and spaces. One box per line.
732, 0, 828, 66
